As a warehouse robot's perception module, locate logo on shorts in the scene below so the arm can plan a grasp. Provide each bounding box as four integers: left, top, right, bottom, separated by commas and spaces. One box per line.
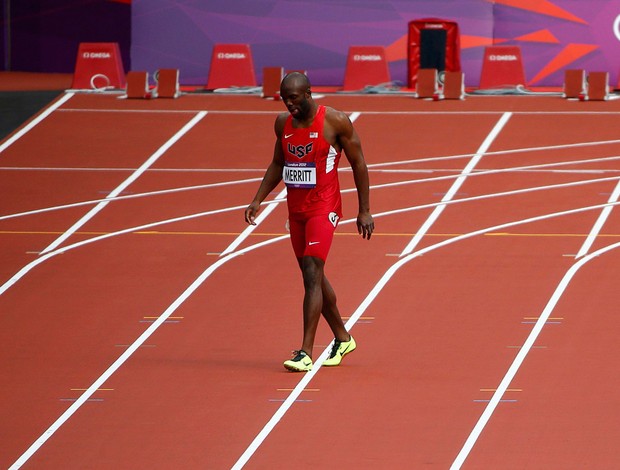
328, 212, 339, 228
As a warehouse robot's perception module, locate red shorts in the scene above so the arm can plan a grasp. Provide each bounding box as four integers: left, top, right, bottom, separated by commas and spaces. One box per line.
288, 212, 340, 262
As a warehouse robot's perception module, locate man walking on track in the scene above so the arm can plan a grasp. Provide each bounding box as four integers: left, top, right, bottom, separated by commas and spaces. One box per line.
244, 72, 374, 372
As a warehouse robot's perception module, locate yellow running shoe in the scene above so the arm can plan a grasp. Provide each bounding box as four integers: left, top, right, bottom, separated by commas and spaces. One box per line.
283, 350, 313, 372
323, 335, 356, 366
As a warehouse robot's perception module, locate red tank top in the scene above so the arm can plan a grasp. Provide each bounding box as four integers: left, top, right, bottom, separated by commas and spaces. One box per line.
281, 105, 342, 219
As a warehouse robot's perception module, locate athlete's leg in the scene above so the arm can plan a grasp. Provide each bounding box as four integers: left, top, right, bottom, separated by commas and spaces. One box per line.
299, 255, 324, 357
320, 274, 350, 343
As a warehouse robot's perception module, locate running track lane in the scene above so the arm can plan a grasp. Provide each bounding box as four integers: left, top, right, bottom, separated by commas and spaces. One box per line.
1, 93, 620, 468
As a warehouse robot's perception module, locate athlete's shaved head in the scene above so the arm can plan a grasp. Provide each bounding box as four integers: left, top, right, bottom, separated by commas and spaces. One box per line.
281, 72, 311, 94
280, 72, 315, 122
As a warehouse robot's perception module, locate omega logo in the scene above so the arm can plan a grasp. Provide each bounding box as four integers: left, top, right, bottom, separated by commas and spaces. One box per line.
614, 14, 620, 41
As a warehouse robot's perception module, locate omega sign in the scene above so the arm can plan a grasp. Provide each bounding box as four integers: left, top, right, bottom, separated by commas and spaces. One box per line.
488, 54, 518, 61
82, 52, 111, 59
615, 14, 620, 41
353, 54, 382, 61
217, 52, 247, 59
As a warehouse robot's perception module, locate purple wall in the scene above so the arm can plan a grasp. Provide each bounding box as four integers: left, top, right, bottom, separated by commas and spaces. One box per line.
2, 0, 131, 73
131, 0, 620, 88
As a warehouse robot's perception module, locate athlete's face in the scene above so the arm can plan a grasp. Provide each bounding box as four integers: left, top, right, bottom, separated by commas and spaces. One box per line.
281, 83, 311, 120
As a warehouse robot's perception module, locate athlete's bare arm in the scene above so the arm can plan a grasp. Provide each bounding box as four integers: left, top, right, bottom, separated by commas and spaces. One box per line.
325, 108, 374, 240
244, 114, 288, 225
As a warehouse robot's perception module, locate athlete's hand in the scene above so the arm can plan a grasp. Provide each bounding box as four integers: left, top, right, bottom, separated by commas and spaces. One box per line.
357, 211, 374, 240
245, 201, 260, 225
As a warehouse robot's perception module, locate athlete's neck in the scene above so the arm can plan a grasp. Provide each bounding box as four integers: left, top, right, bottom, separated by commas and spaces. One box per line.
294, 101, 319, 127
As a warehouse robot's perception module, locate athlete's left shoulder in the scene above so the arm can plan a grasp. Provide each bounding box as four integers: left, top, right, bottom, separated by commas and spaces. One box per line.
323, 106, 352, 130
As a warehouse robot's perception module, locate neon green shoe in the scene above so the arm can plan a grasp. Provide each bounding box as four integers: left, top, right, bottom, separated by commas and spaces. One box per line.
323, 335, 356, 366
283, 350, 313, 372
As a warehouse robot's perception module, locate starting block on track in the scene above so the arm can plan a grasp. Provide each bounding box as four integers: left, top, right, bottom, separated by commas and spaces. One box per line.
564, 70, 610, 101
206, 44, 256, 90
443, 71, 465, 100
262, 66, 284, 99
586, 72, 610, 101
563, 69, 586, 99
123, 71, 151, 99
154, 69, 180, 98
416, 68, 442, 100
343, 46, 390, 91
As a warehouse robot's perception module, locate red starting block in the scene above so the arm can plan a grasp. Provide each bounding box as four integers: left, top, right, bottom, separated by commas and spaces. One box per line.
206, 44, 256, 90
563, 69, 586, 99
443, 71, 465, 99
155, 69, 180, 98
124, 71, 151, 99
587, 72, 609, 101
416, 68, 442, 100
262, 67, 284, 99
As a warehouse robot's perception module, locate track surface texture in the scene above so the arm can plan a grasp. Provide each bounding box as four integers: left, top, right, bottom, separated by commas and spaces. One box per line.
2, 92, 620, 469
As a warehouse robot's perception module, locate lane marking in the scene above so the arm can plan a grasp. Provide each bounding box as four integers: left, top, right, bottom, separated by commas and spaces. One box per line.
450, 240, 620, 469
39, 111, 208, 255
576, 178, 620, 258
57, 107, 620, 116
4, 167, 620, 299
0, 204, 249, 296
5, 107, 618, 466
7, 197, 620, 468
0, 166, 265, 172
369, 174, 620, 221
70, 388, 113, 391
400, 112, 512, 257
5, 228, 606, 239
367, 138, 620, 170
219, 188, 286, 257
7, 225, 290, 470
231, 200, 620, 470
0, 93, 74, 155
4, 173, 620, 297
4, 149, 620, 225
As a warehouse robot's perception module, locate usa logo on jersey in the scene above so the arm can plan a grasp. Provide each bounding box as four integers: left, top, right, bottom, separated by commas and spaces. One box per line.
287, 142, 314, 159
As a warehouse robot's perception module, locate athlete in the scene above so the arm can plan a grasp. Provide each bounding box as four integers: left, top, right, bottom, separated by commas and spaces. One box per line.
244, 72, 374, 372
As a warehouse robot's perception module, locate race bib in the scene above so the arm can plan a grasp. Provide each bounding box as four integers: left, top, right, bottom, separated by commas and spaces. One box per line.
283, 161, 316, 189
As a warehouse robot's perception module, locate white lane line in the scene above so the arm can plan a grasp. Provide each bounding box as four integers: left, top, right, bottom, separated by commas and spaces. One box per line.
219, 188, 287, 257
399, 112, 512, 257
0, 177, 262, 222
450, 239, 620, 470
0, 202, 267, 297
0, 93, 75, 155
8, 231, 289, 470
5, 173, 620, 297
5, 197, 619, 468
4, 142, 620, 226
3, 150, 620, 224
39, 111, 208, 255
0, 166, 265, 173
367, 137, 620, 170
575, 178, 620, 258
56, 107, 620, 116
4, 136, 620, 173
231, 199, 620, 469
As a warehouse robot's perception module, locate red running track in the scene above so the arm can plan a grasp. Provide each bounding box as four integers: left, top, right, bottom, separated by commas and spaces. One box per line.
2, 92, 620, 469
